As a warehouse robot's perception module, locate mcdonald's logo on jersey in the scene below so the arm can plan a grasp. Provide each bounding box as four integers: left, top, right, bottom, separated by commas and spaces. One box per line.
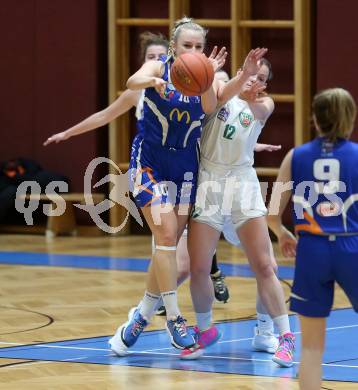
169, 108, 191, 124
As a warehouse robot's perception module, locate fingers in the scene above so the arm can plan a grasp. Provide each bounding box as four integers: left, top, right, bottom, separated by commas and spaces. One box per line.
244, 49, 254, 62
208, 46, 228, 72
217, 52, 228, 68
283, 240, 297, 257
154, 78, 167, 94
44, 134, 67, 146
244, 81, 266, 101
280, 243, 288, 258
211, 46, 227, 62
250, 81, 266, 94
43, 138, 52, 146
255, 85, 267, 94
286, 245, 296, 257
216, 46, 227, 58
261, 144, 282, 152
266, 145, 282, 152
155, 84, 167, 95
282, 244, 294, 258
253, 47, 268, 59
209, 46, 218, 59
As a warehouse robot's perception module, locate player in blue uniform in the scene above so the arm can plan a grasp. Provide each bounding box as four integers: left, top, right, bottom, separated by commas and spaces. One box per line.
108, 17, 229, 355
267, 87, 358, 389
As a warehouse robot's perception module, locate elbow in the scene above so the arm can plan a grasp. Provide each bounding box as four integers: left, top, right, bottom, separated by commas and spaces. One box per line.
126, 77, 135, 90
126, 80, 132, 90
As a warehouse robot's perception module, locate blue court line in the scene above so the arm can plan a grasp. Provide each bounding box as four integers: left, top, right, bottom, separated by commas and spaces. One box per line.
0, 308, 357, 382
0, 251, 295, 279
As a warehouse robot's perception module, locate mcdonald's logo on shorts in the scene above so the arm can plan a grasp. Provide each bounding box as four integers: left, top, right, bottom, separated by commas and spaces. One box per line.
169, 108, 191, 124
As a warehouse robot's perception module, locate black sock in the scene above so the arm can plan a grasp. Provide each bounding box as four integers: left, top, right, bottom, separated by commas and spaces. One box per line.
210, 253, 220, 275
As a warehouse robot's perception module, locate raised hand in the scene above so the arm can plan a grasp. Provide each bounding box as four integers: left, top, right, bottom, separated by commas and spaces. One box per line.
240, 80, 267, 102
242, 47, 268, 76
208, 46, 228, 73
43, 131, 69, 146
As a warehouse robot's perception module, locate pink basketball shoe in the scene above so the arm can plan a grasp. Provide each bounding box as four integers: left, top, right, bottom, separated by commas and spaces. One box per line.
180, 325, 221, 360
272, 332, 295, 367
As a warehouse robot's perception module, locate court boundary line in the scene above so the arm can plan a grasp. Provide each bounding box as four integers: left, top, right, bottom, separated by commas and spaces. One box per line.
0, 312, 357, 372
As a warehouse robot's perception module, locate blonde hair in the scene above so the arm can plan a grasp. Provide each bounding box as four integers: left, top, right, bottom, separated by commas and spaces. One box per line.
312, 88, 357, 142
139, 31, 168, 62
167, 16, 208, 58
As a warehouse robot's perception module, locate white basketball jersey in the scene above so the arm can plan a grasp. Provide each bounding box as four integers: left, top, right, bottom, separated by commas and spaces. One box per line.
200, 96, 264, 167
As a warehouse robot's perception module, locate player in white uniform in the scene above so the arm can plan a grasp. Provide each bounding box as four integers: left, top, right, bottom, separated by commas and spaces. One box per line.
181, 60, 295, 368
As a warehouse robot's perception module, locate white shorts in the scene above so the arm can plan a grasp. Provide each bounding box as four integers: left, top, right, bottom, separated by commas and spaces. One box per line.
192, 163, 267, 234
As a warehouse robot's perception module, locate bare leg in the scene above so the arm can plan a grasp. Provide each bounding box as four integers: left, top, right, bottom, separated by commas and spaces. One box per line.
109, 203, 195, 354
176, 232, 191, 285
299, 315, 326, 390
179, 220, 225, 359
188, 220, 221, 315
237, 217, 295, 366
238, 217, 288, 320
255, 240, 278, 331
142, 206, 178, 296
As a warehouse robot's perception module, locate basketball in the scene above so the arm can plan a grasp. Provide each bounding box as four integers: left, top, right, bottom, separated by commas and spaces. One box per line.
170, 52, 214, 96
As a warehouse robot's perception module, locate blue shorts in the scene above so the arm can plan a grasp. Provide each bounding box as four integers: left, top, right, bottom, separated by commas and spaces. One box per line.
129, 137, 199, 208
290, 234, 358, 317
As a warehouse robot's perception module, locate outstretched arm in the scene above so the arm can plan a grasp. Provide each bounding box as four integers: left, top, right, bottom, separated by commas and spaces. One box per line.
44, 89, 140, 146
239, 81, 275, 123
254, 143, 282, 152
201, 47, 227, 114
267, 149, 297, 257
217, 48, 267, 107
127, 60, 166, 92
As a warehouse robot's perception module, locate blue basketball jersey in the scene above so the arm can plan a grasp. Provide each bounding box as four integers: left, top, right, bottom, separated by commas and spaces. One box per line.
141, 56, 205, 149
291, 137, 358, 235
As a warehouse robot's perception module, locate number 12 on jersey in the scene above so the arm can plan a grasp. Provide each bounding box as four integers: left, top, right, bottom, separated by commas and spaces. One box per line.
223, 124, 236, 140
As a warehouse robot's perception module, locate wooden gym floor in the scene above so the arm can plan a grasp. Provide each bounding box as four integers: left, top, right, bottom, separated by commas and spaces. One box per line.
0, 234, 357, 389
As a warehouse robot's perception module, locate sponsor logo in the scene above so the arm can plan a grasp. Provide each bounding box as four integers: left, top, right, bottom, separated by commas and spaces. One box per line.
239, 111, 253, 128
169, 108, 190, 124
217, 107, 230, 122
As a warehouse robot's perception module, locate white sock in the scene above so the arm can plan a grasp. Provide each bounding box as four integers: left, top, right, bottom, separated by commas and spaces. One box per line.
196, 311, 212, 331
161, 291, 180, 319
255, 295, 274, 334
139, 291, 161, 320
257, 312, 274, 334
273, 314, 291, 336
154, 297, 164, 311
